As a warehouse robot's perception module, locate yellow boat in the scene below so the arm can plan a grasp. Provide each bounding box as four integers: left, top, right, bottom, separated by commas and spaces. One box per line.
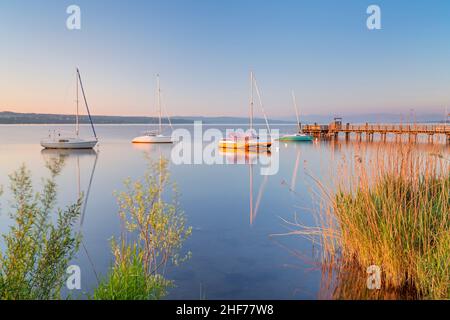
219, 136, 272, 150
219, 71, 272, 151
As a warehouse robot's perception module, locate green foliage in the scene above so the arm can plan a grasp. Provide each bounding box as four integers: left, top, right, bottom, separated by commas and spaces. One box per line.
92, 242, 170, 300
0, 162, 81, 300
93, 157, 191, 300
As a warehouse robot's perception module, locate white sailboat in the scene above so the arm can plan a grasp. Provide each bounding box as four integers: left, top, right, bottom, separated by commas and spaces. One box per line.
219, 72, 272, 150
41, 69, 98, 149
132, 74, 173, 144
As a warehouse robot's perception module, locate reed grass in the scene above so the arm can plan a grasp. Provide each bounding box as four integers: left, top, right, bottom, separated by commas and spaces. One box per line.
299, 145, 449, 299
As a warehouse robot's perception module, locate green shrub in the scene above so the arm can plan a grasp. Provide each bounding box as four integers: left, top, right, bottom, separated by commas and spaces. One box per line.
93, 157, 191, 300
0, 162, 81, 300
92, 242, 170, 300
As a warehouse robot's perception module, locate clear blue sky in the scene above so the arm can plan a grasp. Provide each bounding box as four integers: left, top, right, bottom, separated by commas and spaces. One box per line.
1, 0, 450, 118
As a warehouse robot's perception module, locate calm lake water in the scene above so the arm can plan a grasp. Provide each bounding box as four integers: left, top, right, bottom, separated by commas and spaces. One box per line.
0, 124, 448, 299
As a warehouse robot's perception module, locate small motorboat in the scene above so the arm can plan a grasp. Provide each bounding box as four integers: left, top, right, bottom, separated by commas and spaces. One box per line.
278, 91, 313, 142
132, 74, 173, 144
41, 68, 98, 150
278, 133, 313, 142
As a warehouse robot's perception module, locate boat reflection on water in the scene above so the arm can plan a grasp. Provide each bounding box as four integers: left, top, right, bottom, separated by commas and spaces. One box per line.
249, 162, 269, 226
219, 148, 270, 225
219, 148, 271, 165
40, 148, 98, 226
40, 148, 100, 289
41, 148, 98, 159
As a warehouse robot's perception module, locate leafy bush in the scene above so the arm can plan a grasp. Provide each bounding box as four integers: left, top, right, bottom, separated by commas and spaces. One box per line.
93, 157, 191, 300
0, 162, 81, 300
92, 242, 170, 300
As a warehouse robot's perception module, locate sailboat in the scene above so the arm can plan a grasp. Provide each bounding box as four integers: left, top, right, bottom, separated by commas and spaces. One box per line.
279, 91, 313, 142
132, 74, 173, 144
41, 68, 98, 149
219, 72, 272, 150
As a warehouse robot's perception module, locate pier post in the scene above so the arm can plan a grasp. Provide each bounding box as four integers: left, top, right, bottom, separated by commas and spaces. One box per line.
345, 123, 350, 140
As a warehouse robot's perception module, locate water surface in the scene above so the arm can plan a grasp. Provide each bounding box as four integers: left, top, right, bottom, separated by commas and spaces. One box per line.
0, 124, 447, 299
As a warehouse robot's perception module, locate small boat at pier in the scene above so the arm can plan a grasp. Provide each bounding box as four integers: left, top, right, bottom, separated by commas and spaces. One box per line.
279, 91, 313, 142
279, 133, 313, 142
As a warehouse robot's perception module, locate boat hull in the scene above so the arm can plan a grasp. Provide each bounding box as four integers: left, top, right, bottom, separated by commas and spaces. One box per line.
40, 138, 98, 149
278, 134, 313, 142
219, 139, 272, 150
132, 135, 173, 144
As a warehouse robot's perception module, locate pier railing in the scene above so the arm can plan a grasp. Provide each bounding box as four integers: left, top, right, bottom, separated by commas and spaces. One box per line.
302, 123, 450, 142
338, 124, 450, 134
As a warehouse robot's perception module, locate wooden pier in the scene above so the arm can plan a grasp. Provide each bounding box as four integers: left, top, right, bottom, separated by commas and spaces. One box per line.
302, 118, 450, 143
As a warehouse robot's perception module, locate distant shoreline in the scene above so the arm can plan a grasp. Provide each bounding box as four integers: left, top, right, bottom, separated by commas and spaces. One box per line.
0, 111, 290, 125
0, 111, 447, 125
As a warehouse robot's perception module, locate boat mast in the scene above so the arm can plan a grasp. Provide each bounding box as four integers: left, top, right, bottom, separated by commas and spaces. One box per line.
157, 74, 162, 134
250, 71, 254, 132
291, 91, 301, 132
76, 68, 98, 141
76, 71, 80, 137
252, 74, 271, 134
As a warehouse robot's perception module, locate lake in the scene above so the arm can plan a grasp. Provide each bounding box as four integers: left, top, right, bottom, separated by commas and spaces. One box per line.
0, 124, 448, 299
